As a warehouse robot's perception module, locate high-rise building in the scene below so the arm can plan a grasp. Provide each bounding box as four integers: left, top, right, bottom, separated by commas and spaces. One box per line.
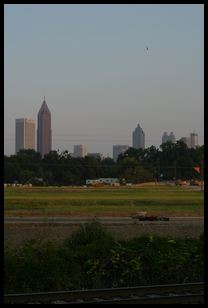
132, 124, 145, 149
37, 98, 52, 158
161, 132, 176, 144
190, 133, 198, 149
113, 145, 129, 161
169, 132, 176, 143
74, 144, 88, 158
15, 118, 35, 154
162, 132, 169, 144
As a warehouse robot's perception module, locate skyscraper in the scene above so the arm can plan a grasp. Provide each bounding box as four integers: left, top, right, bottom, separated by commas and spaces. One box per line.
162, 132, 169, 144
190, 133, 198, 149
161, 132, 176, 144
74, 144, 88, 158
169, 132, 176, 143
37, 98, 52, 158
132, 124, 145, 149
15, 118, 35, 154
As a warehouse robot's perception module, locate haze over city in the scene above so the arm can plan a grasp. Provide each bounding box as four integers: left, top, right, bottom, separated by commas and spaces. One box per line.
4, 4, 204, 157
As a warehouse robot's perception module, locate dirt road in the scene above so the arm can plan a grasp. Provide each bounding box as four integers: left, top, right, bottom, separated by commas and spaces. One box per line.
4, 217, 204, 245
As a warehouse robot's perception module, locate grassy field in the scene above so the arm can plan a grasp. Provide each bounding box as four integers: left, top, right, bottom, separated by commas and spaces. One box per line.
4, 184, 204, 217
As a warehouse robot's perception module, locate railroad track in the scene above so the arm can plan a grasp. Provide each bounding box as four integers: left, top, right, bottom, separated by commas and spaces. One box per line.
4, 282, 204, 304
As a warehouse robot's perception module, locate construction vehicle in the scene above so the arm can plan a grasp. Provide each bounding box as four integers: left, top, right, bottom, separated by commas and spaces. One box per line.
131, 212, 169, 221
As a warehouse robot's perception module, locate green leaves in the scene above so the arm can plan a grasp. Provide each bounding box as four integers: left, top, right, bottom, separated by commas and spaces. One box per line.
4, 224, 204, 293
4, 144, 204, 185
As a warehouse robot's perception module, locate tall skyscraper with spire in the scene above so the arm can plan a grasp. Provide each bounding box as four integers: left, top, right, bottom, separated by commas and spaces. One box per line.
37, 97, 52, 158
132, 123, 145, 149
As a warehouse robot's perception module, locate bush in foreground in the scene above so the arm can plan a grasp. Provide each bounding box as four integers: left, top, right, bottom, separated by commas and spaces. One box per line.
4, 222, 204, 293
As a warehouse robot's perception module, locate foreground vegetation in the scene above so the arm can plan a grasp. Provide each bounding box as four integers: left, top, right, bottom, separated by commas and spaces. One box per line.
4, 221, 204, 294
4, 185, 204, 216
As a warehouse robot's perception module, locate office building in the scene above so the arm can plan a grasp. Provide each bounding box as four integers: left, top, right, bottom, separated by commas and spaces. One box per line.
162, 132, 169, 144
169, 132, 176, 143
162, 132, 176, 144
132, 124, 145, 149
113, 145, 129, 161
15, 118, 35, 154
74, 144, 88, 157
190, 133, 198, 149
37, 98, 52, 158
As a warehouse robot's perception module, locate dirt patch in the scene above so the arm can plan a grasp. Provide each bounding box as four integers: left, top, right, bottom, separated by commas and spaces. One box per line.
4, 221, 204, 247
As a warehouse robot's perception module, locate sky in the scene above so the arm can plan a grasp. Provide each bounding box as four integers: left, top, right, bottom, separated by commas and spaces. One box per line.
4, 4, 204, 157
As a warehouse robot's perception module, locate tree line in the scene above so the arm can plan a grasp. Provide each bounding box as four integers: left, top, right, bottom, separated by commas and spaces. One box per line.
4, 141, 204, 185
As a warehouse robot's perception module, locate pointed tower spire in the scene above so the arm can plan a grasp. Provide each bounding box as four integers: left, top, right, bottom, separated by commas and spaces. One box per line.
37, 97, 52, 158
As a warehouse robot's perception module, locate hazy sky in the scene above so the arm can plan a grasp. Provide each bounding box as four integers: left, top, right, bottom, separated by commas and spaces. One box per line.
4, 4, 204, 157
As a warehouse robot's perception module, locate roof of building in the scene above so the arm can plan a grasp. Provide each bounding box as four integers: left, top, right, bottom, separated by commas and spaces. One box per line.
38, 98, 51, 114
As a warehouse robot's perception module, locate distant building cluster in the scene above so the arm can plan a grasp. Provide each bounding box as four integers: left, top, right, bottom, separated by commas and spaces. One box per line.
15, 99, 200, 159
112, 123, 145, 161
162, 132, 176, 144
161, 131, 199, 149
180, 133, 199, 149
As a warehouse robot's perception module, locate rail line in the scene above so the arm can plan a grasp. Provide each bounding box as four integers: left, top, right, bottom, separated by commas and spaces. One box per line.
4, 282, 204, 304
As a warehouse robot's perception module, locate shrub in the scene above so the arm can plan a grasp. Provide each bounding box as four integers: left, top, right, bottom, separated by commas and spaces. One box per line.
4, 223, 204, 293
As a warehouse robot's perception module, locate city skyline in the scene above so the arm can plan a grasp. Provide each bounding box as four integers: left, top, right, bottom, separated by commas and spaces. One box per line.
14, 99, 201, 159
4, 4, 204, 156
